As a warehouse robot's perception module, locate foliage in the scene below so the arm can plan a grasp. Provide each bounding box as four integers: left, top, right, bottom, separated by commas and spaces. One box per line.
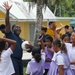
23, 0, 75, 17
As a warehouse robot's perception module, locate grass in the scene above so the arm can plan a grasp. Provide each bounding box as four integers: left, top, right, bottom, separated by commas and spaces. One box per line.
23, 67, 26, 75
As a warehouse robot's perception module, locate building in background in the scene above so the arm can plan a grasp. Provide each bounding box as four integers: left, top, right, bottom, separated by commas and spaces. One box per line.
0, 0, 73, 43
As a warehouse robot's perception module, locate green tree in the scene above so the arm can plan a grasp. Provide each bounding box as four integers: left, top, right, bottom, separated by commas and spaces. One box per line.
48, 0, 75, 17
48, 0, 73, 17
24, 0, 75, 17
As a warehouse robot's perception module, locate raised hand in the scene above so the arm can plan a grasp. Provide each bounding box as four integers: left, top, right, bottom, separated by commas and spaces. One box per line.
3, 2, 12, 11
60, 23, 64, 29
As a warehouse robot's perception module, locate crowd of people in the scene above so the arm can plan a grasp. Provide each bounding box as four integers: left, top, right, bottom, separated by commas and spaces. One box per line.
0, 1, 75, 75
26, 22, 75, 75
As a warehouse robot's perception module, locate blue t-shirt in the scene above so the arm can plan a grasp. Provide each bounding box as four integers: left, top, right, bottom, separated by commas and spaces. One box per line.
5, 31, 24, 59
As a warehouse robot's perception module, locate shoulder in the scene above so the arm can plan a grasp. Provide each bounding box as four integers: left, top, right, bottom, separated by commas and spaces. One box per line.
5, 31, 13, 35
47, 28, 50, 31
5, 31, 15, 37
44, 34, 50, 37
65, 43, 72, 47
56, 54, 65, 65
57, 54, 64, 60
2, 48, 13, 57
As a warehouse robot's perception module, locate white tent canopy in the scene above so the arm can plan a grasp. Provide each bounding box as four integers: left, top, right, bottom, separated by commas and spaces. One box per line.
0, 0, 56, 20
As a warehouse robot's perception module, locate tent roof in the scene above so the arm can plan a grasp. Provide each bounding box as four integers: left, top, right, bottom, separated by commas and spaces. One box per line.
0, 0, 56, 20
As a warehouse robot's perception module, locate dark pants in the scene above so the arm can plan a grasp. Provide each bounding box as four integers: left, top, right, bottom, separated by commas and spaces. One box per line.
43, 69, 49, 75
11, 58, 23, 75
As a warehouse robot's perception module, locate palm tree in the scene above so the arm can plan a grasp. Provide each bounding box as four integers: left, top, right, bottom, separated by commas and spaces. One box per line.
24, 0, 48, 46
23, 0, 73, 46
50, 0, 72, 16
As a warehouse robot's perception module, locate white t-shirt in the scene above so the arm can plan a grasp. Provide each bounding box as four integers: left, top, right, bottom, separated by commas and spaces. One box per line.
52, 51, 67, 68
0, 48, 15, 75
26, 52, 45, 75
65, 43, 75, 69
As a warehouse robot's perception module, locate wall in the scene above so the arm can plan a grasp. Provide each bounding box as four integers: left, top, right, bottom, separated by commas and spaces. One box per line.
55, 20, 70, 34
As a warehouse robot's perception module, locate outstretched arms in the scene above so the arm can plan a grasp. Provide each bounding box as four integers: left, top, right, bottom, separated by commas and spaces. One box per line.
3, 2, 12, 33
0, 37, 16, 51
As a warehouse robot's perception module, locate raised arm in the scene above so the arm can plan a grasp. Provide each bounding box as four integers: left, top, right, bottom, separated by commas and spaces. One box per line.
39, 36, 45, 52
0, 37, 16, 51
3, 2, 12, 33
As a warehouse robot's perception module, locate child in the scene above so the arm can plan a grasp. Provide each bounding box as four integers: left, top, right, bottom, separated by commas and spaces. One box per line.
65, 31, 75, 75
26, 39, 45, 75
0, 37, 16, 75
38, 27, 50, 49
43, 36, 54, 75
61, 34, 70, 43
48, 39, 73, 75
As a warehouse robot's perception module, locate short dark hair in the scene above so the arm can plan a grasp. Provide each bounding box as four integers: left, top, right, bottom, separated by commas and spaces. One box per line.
65, 25, 69, 29
12, 24, 16, 31
46, 36, 53, 43
61, 34, 70, 40
48, 22, 55, 26
0, 24, 5, 30
53, 39, 61, 47
70, 26, 74, 30
41, 27, 47, 32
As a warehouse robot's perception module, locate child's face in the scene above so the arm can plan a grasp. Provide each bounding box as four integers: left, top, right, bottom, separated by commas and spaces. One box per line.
52, 44, 58, 52
71, 32, 75, 43
69, 27, 73, 33
40, 30, 45, 35
45, 39, 52, 47
62, 36, 70, 43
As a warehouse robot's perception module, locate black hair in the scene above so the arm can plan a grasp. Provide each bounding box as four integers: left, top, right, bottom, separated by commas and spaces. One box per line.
70, 26, 74, 30
41, 27, 47, 32
48, 22, 54, 26
0, 41, 6, 51
32, 47, 41, 63
61, 34, 70, 40
61, 43, 67, 53
46, 36, 53, 43
65, 25, 69, 29
53, 39, 67, 53
12, 24, 16, 31
0, 24, 5, 30
53, 39, 61, 48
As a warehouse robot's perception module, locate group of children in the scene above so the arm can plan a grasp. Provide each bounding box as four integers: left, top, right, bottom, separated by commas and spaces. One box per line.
0, 34, 74, 75
0, 1, 75, 75
25, 25, 75, 75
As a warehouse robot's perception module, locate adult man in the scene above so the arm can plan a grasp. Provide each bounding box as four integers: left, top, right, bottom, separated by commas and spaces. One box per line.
46, 22, 56, 39
3, 2, 24, 75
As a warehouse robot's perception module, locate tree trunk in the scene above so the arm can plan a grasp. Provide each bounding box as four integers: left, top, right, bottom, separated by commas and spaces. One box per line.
54, 5, 57, 15
34, 0, 43, 46
59, 5, 61, 17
